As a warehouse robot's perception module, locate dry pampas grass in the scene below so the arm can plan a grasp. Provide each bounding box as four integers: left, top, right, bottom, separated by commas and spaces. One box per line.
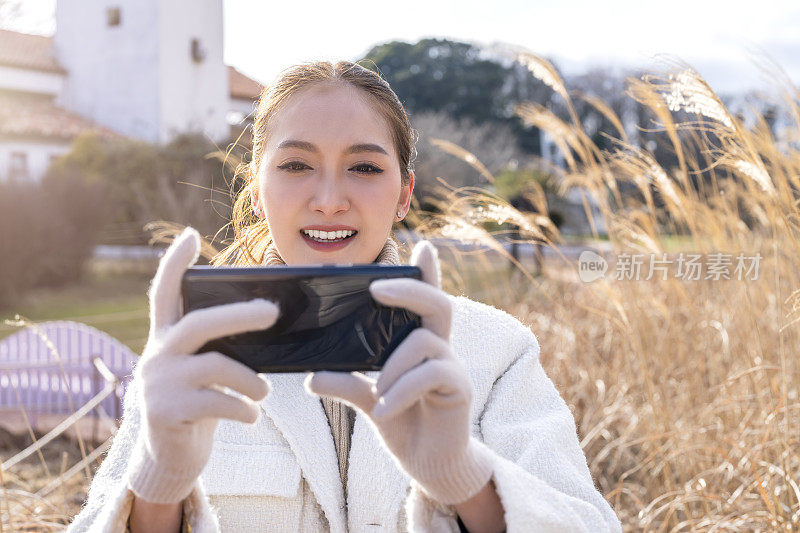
417, 49, 800, 531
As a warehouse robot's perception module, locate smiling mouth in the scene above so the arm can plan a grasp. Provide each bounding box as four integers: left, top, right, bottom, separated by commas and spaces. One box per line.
299, 229, 358, 243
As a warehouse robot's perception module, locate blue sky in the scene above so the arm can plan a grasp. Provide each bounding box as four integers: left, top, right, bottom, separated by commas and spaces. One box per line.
8, 0, 800, 95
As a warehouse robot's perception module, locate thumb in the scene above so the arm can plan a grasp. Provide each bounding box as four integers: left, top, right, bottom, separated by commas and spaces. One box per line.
149, 226, 201, 333
410, 240, 442, 289
304, 371, 377, 414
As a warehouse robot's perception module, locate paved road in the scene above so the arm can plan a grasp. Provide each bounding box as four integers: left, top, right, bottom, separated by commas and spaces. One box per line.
93, 236, 613, 263
391, 230, 613, 262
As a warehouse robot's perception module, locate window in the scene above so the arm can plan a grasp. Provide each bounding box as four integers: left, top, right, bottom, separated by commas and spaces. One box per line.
191, 38, 206, 62
107, 7, 121, 27
9, 152, 29, 182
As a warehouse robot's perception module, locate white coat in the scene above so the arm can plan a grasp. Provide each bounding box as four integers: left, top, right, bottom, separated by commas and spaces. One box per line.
68, 293, 622, 532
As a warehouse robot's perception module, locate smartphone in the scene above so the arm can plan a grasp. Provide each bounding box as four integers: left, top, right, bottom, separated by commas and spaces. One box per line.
180, 264, 423, 373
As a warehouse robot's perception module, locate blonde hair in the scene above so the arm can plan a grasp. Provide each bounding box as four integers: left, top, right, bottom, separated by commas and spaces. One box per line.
211, 60, 416, 267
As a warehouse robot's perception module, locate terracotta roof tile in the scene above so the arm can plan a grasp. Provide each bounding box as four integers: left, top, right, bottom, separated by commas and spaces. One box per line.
0, 91, 119, 140
1, 29, 261, 101
228, 65, 263, 100
0, 29, 65, 73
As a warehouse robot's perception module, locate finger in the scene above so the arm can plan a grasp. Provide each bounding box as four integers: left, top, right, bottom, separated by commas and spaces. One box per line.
370, 278, 451, 340
375, 328, 450, 397
162, 298, 280, 356
409, 239, 442, 289
183, 388, 262, 424
304, 371, 377, 414
373, 359, 461, 420
186, 352, 271, 402
149, 227, 201, 333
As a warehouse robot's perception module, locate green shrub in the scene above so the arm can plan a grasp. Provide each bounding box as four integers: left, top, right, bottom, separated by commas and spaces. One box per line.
47, 132, 240, 245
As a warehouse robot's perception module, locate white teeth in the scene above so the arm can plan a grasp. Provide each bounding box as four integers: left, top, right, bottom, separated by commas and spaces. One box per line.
302, 229, 356, 241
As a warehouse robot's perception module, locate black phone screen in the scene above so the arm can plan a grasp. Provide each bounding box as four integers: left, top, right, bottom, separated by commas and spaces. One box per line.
180, 265, 423, 373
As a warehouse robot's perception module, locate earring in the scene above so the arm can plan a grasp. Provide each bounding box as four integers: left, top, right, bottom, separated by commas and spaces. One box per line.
396, 210, 403, 219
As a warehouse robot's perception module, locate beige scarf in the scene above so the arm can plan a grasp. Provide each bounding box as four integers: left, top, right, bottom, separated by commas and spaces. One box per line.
260, 236, 402, 502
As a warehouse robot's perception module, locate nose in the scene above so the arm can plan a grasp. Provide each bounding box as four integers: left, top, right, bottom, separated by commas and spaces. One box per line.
308, 171, 349, 216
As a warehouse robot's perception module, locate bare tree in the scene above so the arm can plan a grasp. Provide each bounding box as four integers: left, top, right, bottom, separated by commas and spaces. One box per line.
410, 110, 530, 201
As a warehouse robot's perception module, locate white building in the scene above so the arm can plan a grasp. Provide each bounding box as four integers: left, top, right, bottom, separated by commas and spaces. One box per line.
0, 0, 263, 183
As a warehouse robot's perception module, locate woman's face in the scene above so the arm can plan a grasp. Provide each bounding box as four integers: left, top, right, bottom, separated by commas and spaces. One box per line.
251, 82, 414, 265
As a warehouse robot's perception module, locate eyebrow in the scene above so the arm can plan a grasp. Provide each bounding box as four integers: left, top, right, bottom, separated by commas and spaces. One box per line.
276, 139, 389, 156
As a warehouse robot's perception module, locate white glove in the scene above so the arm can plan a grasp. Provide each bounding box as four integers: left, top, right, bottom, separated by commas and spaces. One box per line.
126, 226, 280, 504
306, 240, 493, 505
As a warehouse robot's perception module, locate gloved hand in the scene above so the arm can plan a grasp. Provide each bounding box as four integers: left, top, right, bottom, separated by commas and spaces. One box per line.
126, 226, 280, 504
305, 240, 493, 505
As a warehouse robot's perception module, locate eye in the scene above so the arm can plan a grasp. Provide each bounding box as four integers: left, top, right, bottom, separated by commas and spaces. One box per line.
350, 163, 384, 174
277, 161, 311, 173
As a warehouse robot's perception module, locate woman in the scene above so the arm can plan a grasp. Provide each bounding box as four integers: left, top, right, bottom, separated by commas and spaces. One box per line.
68, 61, 622, 532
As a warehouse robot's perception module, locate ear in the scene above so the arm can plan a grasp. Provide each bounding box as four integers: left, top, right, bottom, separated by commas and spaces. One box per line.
248, 166, 261, 211
397, 170, 415, 214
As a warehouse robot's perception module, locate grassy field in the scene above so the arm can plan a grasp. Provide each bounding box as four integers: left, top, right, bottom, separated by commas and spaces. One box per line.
0, 265, 154, 529
0, 263, 153, 355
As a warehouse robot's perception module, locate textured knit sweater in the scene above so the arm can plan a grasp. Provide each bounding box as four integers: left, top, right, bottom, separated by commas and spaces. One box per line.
68, 238, 623, 532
